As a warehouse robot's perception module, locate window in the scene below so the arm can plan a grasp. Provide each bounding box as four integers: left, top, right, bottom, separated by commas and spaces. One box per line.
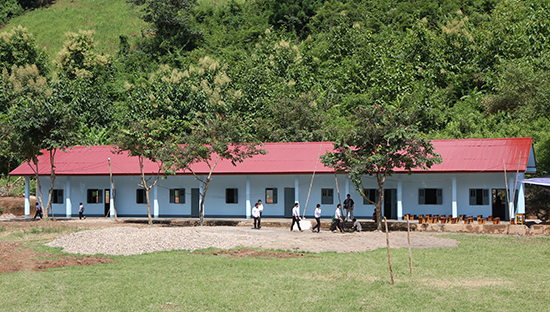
136, 189, 146, 204
321, 188, 333, 205
469, 189, 489, 205
87, 189, 103, 204
265, 188, 277, 204
418, 188, 442, 205
52, 189, 64, 204
170, 188, 185, 204
226, 188, 238, 204
363, 189, 378, 205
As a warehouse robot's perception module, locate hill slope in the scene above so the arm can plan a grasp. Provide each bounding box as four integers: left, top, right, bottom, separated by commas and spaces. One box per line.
2, 0, 147, 62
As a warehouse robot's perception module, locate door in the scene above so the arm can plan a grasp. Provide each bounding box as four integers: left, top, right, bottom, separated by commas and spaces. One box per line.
191, 188, 200, 218
492, 189, 507, 220
284, 188, 295, 217
104, 189, 110, 217
383, 189, 397, 219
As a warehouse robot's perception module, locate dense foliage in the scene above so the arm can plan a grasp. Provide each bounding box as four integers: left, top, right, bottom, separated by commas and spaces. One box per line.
1, 0, 550, 215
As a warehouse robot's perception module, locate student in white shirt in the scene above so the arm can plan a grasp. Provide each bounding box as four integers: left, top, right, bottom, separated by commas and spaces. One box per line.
290, 202, 303, 232
257, 199, 264, 217
330, 204, 344, 233
252, 202, 261, 229
312, 204, 322, 233
352, 218, 362, 232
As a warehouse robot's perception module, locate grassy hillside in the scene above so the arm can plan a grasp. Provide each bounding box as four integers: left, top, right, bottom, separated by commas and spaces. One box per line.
1, 0, 147, 63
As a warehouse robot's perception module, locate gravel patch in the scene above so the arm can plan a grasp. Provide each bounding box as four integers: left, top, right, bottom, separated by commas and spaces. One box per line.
46, 226, 459, 256
47, 227, 263, 256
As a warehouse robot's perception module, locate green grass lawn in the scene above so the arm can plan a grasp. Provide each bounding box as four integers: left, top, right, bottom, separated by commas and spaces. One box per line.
1, 0, 147, 63
1, 234, 549, 311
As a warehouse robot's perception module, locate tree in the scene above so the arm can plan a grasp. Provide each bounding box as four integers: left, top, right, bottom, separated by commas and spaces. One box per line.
56, 30, 111, 80
115, 118, 175, 225
3, 94, 80, 218
167, 113, 266, 225
130, 0, 203, 55
321, 105, 441, 230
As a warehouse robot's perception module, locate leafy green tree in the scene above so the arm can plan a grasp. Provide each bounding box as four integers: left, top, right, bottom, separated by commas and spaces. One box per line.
2, 93, 80, 218
0, 0, 23, 26
130, 0, 203, 55
56, 30, 112, 80
321, 105, 441, 230
167, 113, 266, 225
0, 25, 48, 75
115, 118, 176, 225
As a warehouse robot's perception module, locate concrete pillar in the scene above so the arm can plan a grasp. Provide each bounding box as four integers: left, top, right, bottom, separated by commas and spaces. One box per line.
508, 176, 515, 221
517, 173, 525, 214
24, 176, 30, 218
295, 176, 299, 205
110, 179, 115, 219
345, 178, 350, 197
66, 177, 72, 218
397, 180, 403, 220
153, 183, 159, 219
246, 177, 251, 219
452, 177, 457, 218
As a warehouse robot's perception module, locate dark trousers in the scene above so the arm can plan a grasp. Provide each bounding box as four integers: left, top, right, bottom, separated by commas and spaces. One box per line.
34, 211, 42, 219
291, 216, 302, 231
79, 212, 84, 220
254, 217, 261, 228
330, 219, 343, 232
313, 217, 321, 232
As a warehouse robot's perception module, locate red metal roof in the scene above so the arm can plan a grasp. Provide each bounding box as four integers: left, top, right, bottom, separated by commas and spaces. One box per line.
9, 138, 534, 176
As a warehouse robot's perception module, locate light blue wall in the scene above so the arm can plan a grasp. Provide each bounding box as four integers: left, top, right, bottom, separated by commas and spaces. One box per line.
38, 172, 523, 219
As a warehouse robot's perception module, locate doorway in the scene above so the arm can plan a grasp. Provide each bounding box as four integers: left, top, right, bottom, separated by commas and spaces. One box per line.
383, 189, 397, 219
191, 188, 200, 218
284, 188, 295, 217
492, 189, 507, 220
104, 189, 110, 217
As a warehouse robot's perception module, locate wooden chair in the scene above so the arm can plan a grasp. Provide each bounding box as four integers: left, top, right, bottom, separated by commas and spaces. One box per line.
477, 215, 483, 221
515, 214, 525, 225
478, 218, 486, 224
451, 218, 458, 224
493, 217, 500, 225
459, 215, 466, 221
488, 216, 493, 221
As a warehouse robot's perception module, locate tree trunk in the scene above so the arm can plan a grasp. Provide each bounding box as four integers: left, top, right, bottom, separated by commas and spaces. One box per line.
139, 157, 153, 225
31, 159, 45, 216
45, 150, 56, 220
199, 179, 210, 226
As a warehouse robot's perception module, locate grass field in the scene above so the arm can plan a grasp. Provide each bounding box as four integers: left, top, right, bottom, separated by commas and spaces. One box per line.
1, 231, 549, 311
1, 0, 147, 63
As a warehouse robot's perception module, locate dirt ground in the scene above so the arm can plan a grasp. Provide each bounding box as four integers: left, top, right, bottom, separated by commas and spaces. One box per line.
0, 218, 458, 274
0, 196, 26, 216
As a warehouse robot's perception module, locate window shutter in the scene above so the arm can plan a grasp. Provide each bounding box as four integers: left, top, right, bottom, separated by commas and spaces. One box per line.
469, 189, 476, 205
418, 189, 425, 205
98, 190, 103, 204
179, 189, 185, 204
436, 189, 442, 205
170, 189, 175, 203
483, 189, 489, 205
273, 188, 278, 204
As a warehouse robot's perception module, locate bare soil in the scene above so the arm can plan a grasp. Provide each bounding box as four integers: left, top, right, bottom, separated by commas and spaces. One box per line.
0, 196, 26, 216
0, 241, 113, 274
